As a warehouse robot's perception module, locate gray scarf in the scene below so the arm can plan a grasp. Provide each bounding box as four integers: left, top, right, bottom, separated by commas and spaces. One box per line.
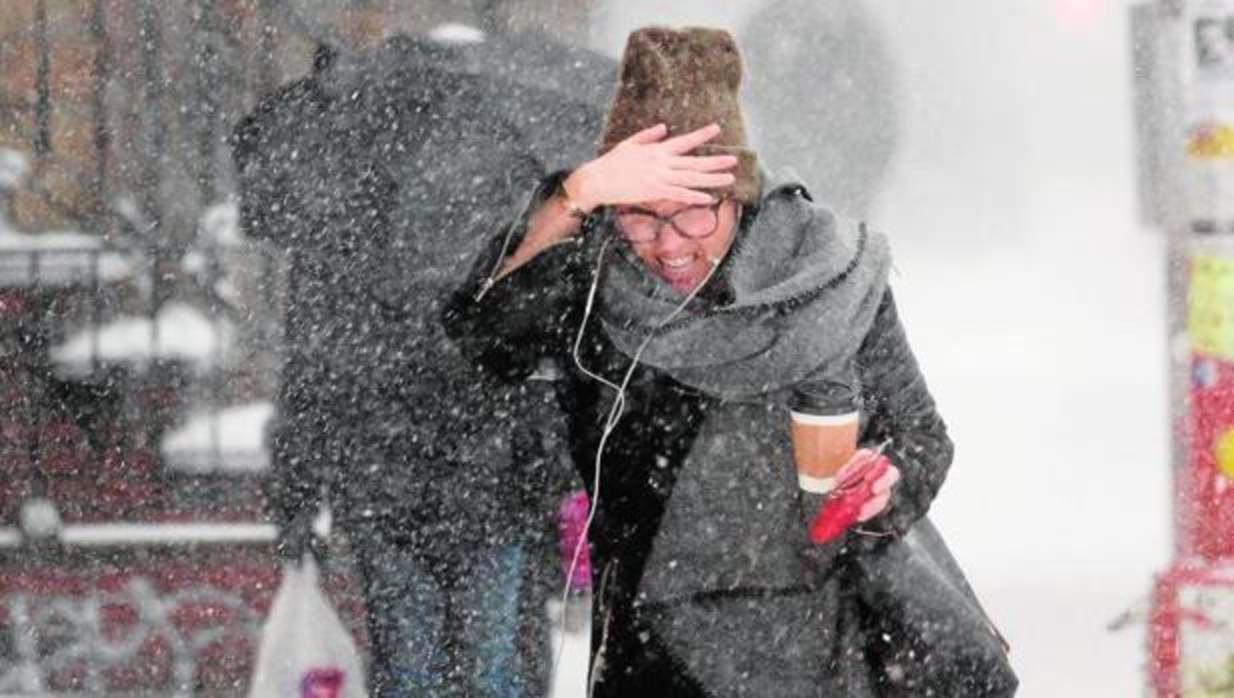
598, 177, 892, 400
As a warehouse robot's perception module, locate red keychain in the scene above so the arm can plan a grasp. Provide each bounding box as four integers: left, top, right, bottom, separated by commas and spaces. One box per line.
809, 444, 891, 544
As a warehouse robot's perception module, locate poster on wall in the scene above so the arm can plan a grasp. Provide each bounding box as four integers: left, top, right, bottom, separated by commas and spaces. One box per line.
1183, 0, 1234, 225
1188, 251, 1234, 358
1184, 248, 1234, 559
1185, 0, 1234, 99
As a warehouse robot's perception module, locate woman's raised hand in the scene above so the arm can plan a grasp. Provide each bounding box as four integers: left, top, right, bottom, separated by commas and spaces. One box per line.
564, 123, 738, 213
497, 124, 737, 279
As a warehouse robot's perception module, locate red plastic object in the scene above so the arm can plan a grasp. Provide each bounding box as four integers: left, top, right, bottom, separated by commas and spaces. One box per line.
809, 453, 890, 544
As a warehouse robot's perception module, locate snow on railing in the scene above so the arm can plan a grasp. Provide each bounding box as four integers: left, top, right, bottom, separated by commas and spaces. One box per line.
0, 522, 277, 549
160, 401, 273, 474
0, 233, 135, 287
1, 209, 286, 536
50, 301, 235, 377
0, 528, 20, 548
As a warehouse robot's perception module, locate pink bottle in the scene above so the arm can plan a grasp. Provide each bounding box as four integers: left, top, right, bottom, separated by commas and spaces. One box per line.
557, 490, 593, 594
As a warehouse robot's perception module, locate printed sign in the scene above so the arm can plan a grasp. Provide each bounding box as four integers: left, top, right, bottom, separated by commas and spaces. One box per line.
1218, 427, 1234, 479
1186, 1, 1234, 97
1182, 1, 1234, 223
1189, 254, 1234, 360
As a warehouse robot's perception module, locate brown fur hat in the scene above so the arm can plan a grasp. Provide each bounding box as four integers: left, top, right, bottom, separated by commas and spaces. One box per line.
600, 27, 760, 204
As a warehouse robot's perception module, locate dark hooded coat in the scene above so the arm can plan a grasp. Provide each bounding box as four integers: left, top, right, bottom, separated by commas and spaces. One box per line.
231, 37, 601, 553
444, 173, 1018, 697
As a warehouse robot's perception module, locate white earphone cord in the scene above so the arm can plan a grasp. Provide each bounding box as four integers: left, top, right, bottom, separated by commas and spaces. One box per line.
554, 236, 725, 694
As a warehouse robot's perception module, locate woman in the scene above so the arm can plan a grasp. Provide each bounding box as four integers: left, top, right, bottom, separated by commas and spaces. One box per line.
445, 26, 1016, 697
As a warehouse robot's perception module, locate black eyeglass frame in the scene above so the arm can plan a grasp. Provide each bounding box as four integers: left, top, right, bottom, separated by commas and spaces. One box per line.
610, 202, 724, 244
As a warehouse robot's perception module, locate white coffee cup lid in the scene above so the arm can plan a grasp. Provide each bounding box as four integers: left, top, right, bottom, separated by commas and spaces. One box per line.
790, 410, 859, 426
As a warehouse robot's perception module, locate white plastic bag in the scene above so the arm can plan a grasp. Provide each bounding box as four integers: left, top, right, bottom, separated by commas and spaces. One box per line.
248, 556, 368, 698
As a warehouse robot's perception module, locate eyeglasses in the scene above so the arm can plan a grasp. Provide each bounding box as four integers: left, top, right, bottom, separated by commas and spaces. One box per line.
613, 203, 721, 244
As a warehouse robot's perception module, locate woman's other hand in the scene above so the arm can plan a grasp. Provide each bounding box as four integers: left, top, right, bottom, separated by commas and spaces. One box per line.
834, 448, 902, 522
809, 449, 903, 544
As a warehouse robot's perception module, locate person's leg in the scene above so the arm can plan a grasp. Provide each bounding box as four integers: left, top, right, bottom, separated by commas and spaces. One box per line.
353, 533, 450, 697
515, 525, 554, 696
454, 543, 527, 697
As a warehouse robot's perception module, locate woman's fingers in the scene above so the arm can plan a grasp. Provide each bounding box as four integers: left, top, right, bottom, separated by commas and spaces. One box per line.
625, 122, 669, 145
662, 123, 722, 155
858, 492, 892, 522
836, 449, 879, 487
662, 170, 736, 189
834, 451, 864, 483
671, 154, 739, 173
656, 185, 717, 206
871, 466, 901, 495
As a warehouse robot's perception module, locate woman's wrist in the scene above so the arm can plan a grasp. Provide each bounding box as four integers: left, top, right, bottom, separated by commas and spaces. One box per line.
562, 166, 599, 215
497, 174, 588, 279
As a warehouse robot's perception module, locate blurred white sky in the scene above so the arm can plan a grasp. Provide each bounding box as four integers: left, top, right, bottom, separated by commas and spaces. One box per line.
871, 0, 1143, 247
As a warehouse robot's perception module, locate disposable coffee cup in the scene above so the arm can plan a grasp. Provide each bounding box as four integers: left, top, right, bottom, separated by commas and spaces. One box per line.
789, 381, 859, 495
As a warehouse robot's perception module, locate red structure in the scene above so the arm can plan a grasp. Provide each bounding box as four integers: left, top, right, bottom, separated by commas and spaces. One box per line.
1180, 355, 1234, 560
1135, 0, 1234, 691
1149, 253, 1234, 695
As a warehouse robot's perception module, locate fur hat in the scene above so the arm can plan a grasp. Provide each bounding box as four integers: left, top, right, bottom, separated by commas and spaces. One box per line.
600, 27, 760, 204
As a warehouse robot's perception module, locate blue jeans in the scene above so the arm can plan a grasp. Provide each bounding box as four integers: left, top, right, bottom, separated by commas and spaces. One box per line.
354, 534, 540, 697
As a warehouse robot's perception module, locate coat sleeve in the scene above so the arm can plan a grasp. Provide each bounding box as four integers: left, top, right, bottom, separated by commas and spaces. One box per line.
262, 362, 342, 560
442, 171, 590, 382
855, 288, 953, 538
